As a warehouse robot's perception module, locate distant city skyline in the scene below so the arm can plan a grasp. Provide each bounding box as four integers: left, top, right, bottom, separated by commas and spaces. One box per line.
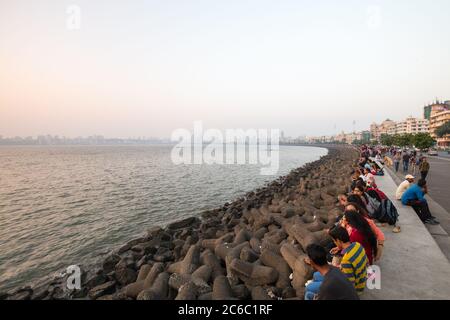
1, 1, 450, 138
0, 98, 441, 141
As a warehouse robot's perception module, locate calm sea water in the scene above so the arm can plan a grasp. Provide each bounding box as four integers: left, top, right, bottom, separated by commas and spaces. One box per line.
0, 144, 327, 292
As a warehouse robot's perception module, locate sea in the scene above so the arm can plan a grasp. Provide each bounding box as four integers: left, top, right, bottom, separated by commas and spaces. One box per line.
0, 144, 327, 292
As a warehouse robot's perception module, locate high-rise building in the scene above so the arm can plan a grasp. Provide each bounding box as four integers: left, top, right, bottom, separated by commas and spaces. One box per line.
370, 119, 396, 141
424, 100, 449, 120
395, 116, 429, 135
429, 108, 450, 149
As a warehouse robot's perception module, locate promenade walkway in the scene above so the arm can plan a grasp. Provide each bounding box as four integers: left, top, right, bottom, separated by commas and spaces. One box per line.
361, 170, 450, 300
386, 159, 450, 261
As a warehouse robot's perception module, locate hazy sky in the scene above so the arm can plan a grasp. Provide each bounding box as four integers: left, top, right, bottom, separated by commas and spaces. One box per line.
1, 0, 449, 138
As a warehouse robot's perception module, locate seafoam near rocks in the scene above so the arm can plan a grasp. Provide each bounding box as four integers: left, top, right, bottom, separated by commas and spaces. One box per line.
2, 145, 358, 300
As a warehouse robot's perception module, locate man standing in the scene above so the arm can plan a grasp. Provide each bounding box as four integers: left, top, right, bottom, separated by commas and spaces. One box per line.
401, 179, 439, 225
419, 157, 430, 180
402, 151, 410, 173
396, 174, 415, 200
304, 244, 359, 300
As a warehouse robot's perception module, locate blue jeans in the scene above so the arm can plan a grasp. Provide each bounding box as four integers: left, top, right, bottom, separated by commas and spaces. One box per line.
403, 161, 409, 172
394, 161, 399, 172
304, 272, 324, 300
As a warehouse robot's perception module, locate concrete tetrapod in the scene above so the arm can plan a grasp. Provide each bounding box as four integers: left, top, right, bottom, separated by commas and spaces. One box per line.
124, 262, 164, 298
229, 258, 278, 286
168, 265, 212, 295
201, 233, 234, 251
280, 243, 313, 298
167, 244, 200, 275
212, 275, 235, 300
136, 272, 170, 300
200, 249, 225, 279
215, 241, 249, 286
260, 249, 291, 289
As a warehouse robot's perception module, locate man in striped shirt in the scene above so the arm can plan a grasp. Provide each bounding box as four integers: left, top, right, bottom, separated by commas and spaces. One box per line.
329, 226, 369, 293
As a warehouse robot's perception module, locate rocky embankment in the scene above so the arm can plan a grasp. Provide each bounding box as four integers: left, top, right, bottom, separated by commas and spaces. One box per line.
2, 145, 358, 300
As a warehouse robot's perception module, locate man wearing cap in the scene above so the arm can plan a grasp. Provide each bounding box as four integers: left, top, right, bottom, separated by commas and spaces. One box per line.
395, 174, 415, 200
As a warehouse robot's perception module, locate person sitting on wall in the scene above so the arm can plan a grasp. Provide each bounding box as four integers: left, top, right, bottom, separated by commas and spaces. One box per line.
329, 226, 369, 294
401, 178, 439, 225
344, 200, 385, 261
395, 174, 414, 200
304, 244, 359, 300
362, 167, 377, 188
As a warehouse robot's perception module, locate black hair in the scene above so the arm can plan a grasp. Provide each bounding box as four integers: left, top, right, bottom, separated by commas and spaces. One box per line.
347, 194, 367, 210
354, 180, 366, 192
418, 179, 427, 187
329, 226, 350, 243
346, 201, 370, 218
344, 210, 378, 258
306, 244, 328, 266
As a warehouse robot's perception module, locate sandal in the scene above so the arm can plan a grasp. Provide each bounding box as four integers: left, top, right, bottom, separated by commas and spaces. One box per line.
376, 222, 388, 227
392, 226, 401, 233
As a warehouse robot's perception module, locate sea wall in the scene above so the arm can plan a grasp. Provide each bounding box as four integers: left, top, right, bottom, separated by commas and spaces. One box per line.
2, 145, 359, 300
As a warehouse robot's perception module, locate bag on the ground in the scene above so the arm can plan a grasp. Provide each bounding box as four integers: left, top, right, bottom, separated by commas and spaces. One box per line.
377, 198, 399, 225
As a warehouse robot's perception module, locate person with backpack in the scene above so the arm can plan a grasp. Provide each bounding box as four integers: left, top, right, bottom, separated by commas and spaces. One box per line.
366, 182, 387, 201
378, 196, 401, 230
352, 184, 381, 218
353, 182, 400, 230
401, 179, 439, 225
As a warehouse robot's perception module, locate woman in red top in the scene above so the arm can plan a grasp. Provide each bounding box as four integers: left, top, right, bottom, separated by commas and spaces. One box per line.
342, 210, 378, 265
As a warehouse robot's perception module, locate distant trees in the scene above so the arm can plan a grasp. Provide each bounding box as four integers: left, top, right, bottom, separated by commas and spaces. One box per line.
435, 121, 450, 138
380, 134, 394, 146
395, 133, 414, 148
413, 133, 435, 150
380, 133, 435, 150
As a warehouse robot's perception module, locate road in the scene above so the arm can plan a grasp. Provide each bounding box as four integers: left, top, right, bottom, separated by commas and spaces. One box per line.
389, 156, 450, 212
426, 156, 450, 212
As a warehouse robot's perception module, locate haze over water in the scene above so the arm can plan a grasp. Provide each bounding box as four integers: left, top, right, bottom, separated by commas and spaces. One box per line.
0, 144, 327, 291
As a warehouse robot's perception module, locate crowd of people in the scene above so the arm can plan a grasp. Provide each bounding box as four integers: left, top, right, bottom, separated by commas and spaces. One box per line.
389, 147, 431, 180
301, 144, 436, 300
386, 147, 438, 225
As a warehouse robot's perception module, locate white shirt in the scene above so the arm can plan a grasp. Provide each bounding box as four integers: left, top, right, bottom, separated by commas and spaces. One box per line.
396, 180, 411, 200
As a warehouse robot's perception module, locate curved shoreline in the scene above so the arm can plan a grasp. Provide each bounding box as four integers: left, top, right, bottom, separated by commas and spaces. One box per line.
2, 144, 359, 300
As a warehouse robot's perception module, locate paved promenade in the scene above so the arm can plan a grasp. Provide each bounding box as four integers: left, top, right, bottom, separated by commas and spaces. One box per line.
390, 156, 450, 212
361, 170, 450, 300
386, 157, 450, 260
